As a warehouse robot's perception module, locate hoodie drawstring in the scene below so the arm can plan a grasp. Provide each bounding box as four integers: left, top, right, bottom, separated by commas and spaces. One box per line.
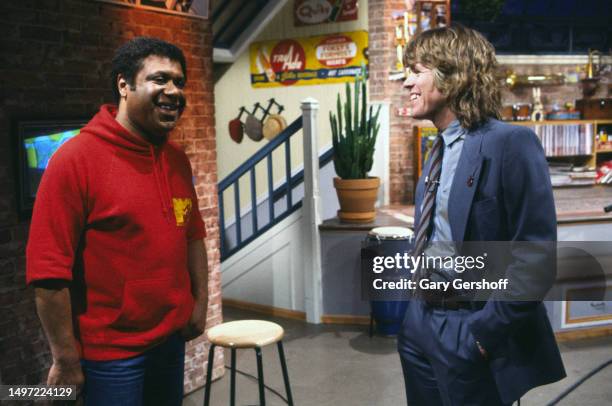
151, 145, 172, 224
159, 151, 174, 219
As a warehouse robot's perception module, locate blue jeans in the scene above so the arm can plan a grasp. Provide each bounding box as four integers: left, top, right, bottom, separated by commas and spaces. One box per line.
81, 333, 185, 406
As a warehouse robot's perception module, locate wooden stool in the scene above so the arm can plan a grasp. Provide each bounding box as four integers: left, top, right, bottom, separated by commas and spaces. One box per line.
204, 320, 294, 406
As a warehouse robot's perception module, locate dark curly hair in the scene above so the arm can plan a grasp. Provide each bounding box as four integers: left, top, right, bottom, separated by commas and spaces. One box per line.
404, 24, 502, 129
110, 37, 187, 103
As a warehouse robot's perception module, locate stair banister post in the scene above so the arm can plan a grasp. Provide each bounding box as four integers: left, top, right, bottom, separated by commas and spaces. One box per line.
301, 97, 323, 324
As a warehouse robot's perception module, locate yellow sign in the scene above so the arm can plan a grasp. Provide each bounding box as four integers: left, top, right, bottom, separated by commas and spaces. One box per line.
249, 31, 368, 88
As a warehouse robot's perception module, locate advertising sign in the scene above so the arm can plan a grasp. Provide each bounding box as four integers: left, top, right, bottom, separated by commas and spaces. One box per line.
294, 0, 359, 26
249, 30, 368, 88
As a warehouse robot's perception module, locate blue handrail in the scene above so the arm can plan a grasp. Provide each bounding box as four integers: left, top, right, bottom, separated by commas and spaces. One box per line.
218, 116, 333, 261
218, 117, 303, 190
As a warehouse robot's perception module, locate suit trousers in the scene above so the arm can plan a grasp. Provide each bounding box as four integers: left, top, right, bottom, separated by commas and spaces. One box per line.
397, 300, 510, 406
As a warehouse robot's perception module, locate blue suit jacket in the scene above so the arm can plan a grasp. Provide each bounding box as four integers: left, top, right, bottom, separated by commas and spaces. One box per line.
414, 119, 566, 402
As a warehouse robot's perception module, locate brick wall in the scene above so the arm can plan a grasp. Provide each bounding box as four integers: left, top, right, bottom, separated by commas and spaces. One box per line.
368, 0, 418, 204
0, 0, 223, 394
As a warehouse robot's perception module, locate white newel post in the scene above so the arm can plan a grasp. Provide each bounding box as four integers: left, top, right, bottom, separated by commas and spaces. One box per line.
301, 98, 323, 324
370, 102, 390, 206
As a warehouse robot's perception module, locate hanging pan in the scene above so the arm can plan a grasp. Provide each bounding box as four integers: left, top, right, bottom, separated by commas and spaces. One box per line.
263, 99, 287, 140
228, 107, 246, 143
245, 102, 266, 142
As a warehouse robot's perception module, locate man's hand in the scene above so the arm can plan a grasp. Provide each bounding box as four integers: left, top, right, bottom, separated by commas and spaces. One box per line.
180, 299, 207, 341
33, 281, 84, 396
47, 357, 84, 387
183, 239, 209, 341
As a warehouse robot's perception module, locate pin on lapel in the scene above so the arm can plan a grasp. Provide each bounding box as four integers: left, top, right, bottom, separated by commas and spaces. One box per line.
467, 176, 474, 187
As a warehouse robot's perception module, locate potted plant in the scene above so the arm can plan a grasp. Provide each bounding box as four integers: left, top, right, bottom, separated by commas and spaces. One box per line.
330, 66, 381, 223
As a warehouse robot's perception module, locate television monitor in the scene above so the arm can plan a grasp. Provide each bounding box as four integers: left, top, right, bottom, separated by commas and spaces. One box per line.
14, 119, 87, 218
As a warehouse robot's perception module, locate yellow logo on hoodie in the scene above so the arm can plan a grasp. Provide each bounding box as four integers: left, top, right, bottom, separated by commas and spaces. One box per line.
172, 198, 192, 226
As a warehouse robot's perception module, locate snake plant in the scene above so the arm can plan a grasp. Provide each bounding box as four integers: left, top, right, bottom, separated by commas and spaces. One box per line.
330, 66, 381, 179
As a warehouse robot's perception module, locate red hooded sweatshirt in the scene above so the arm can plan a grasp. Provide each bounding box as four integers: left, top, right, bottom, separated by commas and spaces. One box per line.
26, 104, 206, 361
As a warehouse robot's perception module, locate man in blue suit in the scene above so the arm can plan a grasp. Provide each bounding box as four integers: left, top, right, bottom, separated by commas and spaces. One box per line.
397, 25, 566, 405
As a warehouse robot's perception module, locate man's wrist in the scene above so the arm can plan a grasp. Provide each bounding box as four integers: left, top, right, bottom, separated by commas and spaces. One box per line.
51, 343, 80, 365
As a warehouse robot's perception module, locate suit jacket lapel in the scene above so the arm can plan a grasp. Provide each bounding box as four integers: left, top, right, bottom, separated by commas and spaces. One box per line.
448, 127, 484, 242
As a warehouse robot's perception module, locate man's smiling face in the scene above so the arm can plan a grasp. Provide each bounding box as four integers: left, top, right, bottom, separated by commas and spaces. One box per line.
403, 63, 446, 124
119, 55, 186, 143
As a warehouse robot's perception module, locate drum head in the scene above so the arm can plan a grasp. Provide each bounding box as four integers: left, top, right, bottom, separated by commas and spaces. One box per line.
368, 226, 413, 239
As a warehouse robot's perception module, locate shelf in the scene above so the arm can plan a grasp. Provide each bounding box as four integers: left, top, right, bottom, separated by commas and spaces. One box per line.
552, 183, 595, 189
546, 155, 592, 158
596, 148, 612, 153
507, 119, 612, 126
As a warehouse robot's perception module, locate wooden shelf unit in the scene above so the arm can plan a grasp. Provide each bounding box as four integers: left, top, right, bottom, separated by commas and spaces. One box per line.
512, 120, 612, 168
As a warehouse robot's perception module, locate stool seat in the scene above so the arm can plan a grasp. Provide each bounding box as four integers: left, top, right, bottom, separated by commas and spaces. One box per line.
207, 320, 284, 348
204, 319, 294, 405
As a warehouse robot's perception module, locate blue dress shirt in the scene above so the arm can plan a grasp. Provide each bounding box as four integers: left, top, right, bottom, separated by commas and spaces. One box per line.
424, 119, 466, 259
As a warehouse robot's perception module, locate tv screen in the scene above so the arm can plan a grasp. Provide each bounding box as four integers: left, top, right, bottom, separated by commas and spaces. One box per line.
14, 119, 87, 218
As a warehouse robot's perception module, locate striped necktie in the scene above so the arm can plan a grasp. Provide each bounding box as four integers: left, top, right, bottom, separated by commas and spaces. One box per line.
412, 134, 443, 281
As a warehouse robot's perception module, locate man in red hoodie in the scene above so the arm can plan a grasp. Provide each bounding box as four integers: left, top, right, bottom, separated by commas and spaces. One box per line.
26, 37, 208, 405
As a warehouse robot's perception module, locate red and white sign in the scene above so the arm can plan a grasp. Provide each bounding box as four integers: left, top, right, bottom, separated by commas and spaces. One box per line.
315, 35, 357, 67
270, 40, 306, 86
294, 0, 359, 26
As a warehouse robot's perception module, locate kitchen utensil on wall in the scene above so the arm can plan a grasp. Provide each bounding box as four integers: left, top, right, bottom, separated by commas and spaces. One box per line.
228, 107, 246, 143
243, 99, 287, 142
262, 99, 287, 140
263, 115, 287, 140
245, 102, 265, 141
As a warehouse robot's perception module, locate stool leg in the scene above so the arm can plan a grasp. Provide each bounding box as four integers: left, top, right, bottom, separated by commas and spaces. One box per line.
254, 347, 266, 406
230, 347, 236, 406
204, 343, 216, 406
277, 341, 294, 406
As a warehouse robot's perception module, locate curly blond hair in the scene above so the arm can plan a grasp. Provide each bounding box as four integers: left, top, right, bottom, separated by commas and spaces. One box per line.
403, 25, 502, 129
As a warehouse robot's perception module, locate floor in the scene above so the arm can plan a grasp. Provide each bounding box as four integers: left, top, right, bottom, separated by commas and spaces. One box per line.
184, 306, 612, 406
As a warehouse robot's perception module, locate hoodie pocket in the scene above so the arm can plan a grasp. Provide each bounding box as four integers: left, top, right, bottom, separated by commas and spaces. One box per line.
110, 278, 181, 332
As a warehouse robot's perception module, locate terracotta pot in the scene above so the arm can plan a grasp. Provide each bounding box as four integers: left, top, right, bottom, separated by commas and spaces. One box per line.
333, 177, 380, 223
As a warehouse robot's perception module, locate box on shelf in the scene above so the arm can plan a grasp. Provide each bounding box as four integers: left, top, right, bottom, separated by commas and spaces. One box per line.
576, 98, 612, 119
